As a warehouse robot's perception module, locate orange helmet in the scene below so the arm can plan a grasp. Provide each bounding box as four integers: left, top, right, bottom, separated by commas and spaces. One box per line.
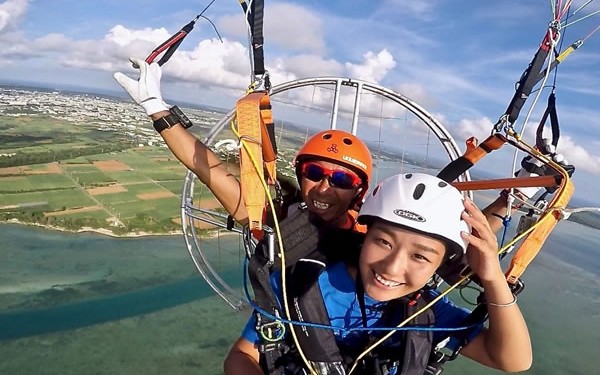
294, 130, 372, 201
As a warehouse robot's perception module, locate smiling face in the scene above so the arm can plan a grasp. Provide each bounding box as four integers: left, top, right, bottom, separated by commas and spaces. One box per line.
299, 159, 363, 227
358, 220, 447, 301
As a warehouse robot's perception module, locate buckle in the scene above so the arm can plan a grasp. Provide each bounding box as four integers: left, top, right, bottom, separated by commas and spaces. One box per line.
509, 278, 525, 295
255, 314, 286, 343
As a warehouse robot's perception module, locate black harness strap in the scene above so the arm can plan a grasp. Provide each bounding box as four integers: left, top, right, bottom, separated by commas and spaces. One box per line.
437, 28, 561, 185
351, 289, 435, 375
250, 206, 321, 374
248, 252, 285, 373
536, 92, 560, 150
240, 0, 267, 78
270, 205, 320, 271
505, 28, 557, 125
285, 254, 346, 373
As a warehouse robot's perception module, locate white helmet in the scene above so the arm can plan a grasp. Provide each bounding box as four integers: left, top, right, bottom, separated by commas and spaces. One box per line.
358, 173, 470, 259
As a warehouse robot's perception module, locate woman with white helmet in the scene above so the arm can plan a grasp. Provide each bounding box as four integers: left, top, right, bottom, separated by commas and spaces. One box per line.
225, 173, 532, 375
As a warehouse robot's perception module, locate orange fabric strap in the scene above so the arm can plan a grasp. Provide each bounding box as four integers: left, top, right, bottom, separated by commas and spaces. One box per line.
505, 175, 574, 284
236, 91, 278, 231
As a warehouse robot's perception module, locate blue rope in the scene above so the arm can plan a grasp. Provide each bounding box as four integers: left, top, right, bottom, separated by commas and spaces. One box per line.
242, 256, 482, 334
492, 213, 512, 247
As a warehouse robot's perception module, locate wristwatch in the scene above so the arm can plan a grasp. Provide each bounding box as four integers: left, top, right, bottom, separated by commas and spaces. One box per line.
152, 105, 194, 133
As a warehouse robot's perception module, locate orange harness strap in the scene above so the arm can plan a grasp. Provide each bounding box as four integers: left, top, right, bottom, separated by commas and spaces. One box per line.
463, 134, 507, 164
258, 93, 277, 185
236, 91, 277, 231
505, 176, 574, 284
437, 135, 507, 183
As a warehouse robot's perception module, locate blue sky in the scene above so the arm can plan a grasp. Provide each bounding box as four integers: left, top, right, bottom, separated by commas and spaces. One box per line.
1, 0, 600, 205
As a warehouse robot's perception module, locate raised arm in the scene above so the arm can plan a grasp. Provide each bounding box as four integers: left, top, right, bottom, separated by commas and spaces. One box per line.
459, 198, 532, 372
114, 57, 249, 224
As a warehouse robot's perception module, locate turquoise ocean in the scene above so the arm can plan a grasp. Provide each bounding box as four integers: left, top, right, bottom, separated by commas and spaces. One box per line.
0, 215, 598, 374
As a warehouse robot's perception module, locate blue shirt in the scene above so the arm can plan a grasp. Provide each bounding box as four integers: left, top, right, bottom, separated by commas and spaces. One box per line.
243, 262, 482, 351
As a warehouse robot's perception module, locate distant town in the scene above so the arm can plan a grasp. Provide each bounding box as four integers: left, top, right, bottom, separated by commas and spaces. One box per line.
0, 85, 224, 148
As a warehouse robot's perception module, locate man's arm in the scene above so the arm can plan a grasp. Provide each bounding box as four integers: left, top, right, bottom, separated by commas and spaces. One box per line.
114, 58, 249, 224
481, 194, 515, 233
149, 111, 249, 224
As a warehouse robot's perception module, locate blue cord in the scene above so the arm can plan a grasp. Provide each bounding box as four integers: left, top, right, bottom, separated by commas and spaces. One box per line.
242, 256, 483, 334
492, 213, 511, 247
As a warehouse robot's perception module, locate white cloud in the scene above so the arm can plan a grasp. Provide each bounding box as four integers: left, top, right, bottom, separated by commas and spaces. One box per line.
277, 54, 342, 78
345, 49, 396, 83
556, 135, 600, 174
266, 3, 325, 53
0, 0, 28, 34
456, 117, 495, 142
105, 25, 171, 46
165, 38, 250, 89
393, 82, 437, 110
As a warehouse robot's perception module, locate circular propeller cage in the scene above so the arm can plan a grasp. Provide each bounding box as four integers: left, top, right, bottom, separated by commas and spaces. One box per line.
180, 77, 471, 311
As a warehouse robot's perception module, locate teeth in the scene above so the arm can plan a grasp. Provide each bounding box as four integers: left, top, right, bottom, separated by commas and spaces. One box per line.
312, 200, 330, 210
375, 273, 402, 288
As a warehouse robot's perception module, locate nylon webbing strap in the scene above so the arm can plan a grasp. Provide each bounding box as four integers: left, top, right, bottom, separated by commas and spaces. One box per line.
535, 92, 560, 150
258, 93, 277, 185
437, 135, 506, 182
249, 254, 280, 314
250, 0, 265, 76
270, 208, 319, 272
240, 0, 266, 76
237, 92, 268, 230
285, 256, 344, 364
505, 176, 574, 284
505, 28, 555, 124
248, 253, 286, 375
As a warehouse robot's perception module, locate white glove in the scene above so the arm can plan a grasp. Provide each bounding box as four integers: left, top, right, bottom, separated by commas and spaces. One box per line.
113, 57, 169, 116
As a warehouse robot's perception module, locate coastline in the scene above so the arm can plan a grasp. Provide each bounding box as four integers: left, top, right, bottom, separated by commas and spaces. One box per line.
2, 218, 183, 238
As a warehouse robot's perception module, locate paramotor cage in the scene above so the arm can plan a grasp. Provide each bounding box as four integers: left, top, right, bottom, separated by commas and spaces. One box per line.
180, 76, 471, 310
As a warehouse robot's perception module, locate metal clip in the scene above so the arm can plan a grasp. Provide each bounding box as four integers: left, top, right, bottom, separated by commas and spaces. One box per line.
516, 214, 538, 236
262, 225, 276, 264
510, 278, 525, 296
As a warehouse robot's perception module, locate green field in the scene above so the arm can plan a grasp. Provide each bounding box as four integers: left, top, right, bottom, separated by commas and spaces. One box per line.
0, 116, 196, 234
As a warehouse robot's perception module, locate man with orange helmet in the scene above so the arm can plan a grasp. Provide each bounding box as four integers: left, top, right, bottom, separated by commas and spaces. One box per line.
114, 58, 374, 235
292, 130, 372, 231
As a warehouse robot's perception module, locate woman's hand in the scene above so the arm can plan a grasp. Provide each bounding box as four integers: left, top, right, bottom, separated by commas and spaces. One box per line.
460, 198, 503, 282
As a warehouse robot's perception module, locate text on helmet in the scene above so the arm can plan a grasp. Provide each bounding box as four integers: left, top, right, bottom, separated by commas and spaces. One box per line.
393, 209, 426, 222
342, 155, 367, 171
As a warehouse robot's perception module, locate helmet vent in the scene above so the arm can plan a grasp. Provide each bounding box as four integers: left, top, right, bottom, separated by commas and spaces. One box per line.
438, 181, 448, 188
343, 137, 352, 145
372, 185, 381, 196
405, 173, 413, 179
322, 133, 332, 140
413, 183, 426, 200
